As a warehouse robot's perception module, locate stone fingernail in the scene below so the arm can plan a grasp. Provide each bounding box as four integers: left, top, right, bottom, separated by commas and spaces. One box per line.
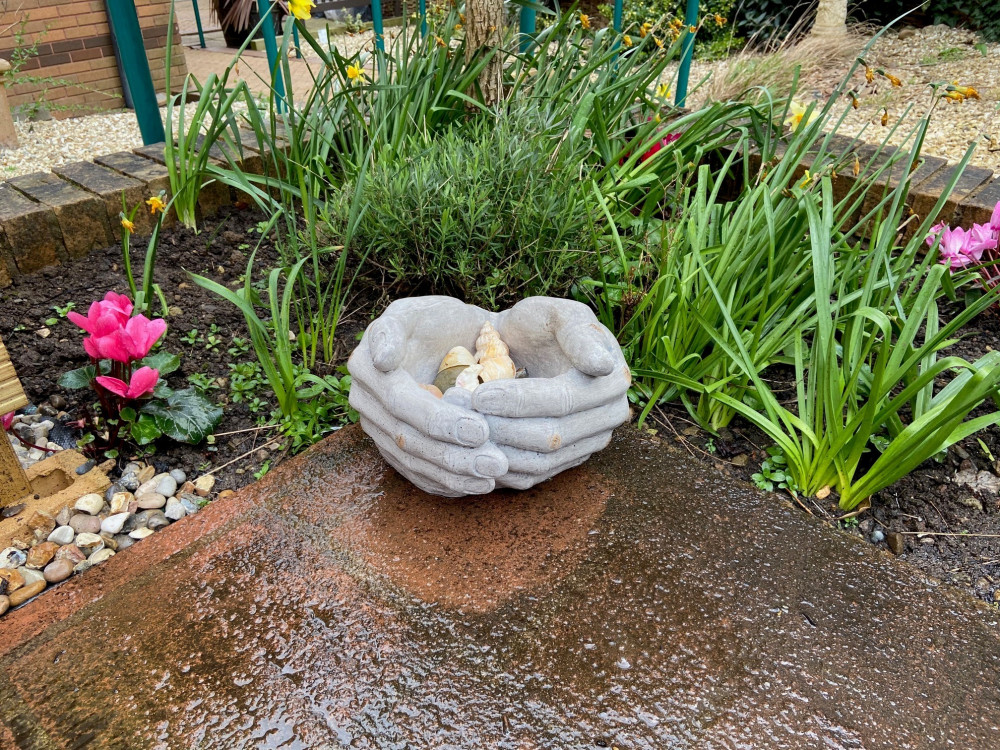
474, 455, 505, 478
456, 417, 486, 446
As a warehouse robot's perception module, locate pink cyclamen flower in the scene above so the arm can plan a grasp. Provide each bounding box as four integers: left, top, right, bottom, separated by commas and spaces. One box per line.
926, 222, 946, 248
1, 412, 13, 431
67, 292, 134, 335
96, 366, 159, 399
967, 223, 998, 255
990, 201, 1000, 232
641, 131, 682, 162
937, 226, 983, 269
82, 314, 166, 363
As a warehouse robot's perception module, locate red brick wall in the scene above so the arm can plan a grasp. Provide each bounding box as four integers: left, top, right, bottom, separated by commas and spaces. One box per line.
0, 0, 188, 117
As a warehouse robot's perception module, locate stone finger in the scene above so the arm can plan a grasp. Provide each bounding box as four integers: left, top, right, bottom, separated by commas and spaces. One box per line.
472, 368, 631, 419
498, 431, 613, 476
485, 399, 630, 453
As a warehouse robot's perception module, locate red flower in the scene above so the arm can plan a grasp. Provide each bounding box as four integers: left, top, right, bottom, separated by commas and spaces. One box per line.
83, 314, 166, 363
96, 366, 159, 399
68, 292, 134, 335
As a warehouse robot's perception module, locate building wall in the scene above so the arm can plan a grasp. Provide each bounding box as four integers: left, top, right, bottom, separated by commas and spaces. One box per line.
0, 0, 188, 118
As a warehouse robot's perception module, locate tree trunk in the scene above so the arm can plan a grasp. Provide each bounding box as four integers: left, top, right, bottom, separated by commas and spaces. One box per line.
465, 0, 505, 106
811, 0, 847, 37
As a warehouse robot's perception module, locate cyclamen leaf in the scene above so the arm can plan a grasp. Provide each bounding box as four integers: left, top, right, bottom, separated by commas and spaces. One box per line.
141, 388, 222, 444
59, 365, 96, 390
131, 414, 161, 446
141, 351, 181, 376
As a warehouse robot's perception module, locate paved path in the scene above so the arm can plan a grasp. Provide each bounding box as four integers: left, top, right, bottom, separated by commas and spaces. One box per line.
1, 425, 998, 748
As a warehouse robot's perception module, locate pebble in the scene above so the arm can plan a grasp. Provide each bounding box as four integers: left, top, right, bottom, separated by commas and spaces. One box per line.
179, 494, 201, 515
74, 493, 105, 515
155, 475, 178, 498
75, 460, 96, 476
100, 512, 131, 536
179, 481, 196, 495
119, 472, 140, 492
25, 542, 59, 569
886, 531, 905, 556
0, 568, 25, 592
88, 548, 115, 564
0, 595, 8, 616
0, 548, 27, 569
110, 492, 135, 514
114, 534, 135, 551
137, 465, 156, 484
100, 534, 117, 552
18, 567, 45, 585
169, 469, 187, 484
193, 475, 216, 496
146, 511, 169, 531
48, 394, 67, 410
69, 514, 102, 534
74, 533, 104, 555
9, 579, 45, 606
73, 560, 93, 575
164, 498, 186, 521
136, 492, 166, 510
104, 484, 122, 502
54, 506, 73, 526
26, 511, 56, 539
871, 529, 885, 544
128, 527, 155, 540
55, 545, 86, 565
43, 558, 73, 583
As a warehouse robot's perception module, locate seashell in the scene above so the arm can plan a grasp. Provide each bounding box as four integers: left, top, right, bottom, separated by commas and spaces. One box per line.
439, 346, 476, 372
455, 364, 484, 392
474, 322, 509, 362
418, 383, 443, 398
479, 355, 516, 382
433, 365, 469, 393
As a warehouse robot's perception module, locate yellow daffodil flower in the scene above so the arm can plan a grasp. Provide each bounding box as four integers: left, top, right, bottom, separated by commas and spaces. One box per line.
864, 66, 874, 84
852, 154, 861, 177
713, 13, 726, 26
654, 36, 664, 49
881, 108, 889, 126
121, 217, 135, 233
799, 169, 812, 188
146, 195, 166, 215
347, 64, 364, 82
622, 34, 632, 48
656, 83, 670, 99
950, 83, 980, 100
639, 22, 651, 38
435, 35, 446, 47
580, 13, 591, 30
783, 101, 816, 131
883, 71, 902, 87
943, 90, 964, 103
288, 0, 313, 21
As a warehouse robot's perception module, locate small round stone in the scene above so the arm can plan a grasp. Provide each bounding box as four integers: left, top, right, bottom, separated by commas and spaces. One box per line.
8, 579, 45, 606
193, 474, 216, 496
0, 595, 8, 616
169, 469, 187, 484
0, 568, 25, 592
54, 545, 86, 564
145, 511, 169, 531
136, 493, 166, 510
69, 514, 102, 534
114, 534, 135, 551
100, 512, 131, 536
178, 494, 201, 515
43, 558, 73, 583
17, 567, 45, 586
871, 529, 885, 544
74, 533, 104, 555
0, 548, 27, 569
74, 493, 105, 515
128, 527, 155, 540
88, 548, 115, 564
54, 506, 73, 527
24, 542, 59, 569
47, 526, 75, 545
119, 472, 140, 492
154, 475, 178, 498
109, 492, 135, 515
164, 498, 186, 521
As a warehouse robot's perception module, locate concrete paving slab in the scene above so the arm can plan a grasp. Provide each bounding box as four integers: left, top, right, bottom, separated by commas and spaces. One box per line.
0, 425, 997, 748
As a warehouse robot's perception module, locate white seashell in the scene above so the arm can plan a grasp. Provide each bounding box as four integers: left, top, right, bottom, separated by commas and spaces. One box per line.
479, 355, 516, 382
418, 383, 443, 398
439, 346, 476, 372
474, 322, 509, 362
455, 364, 484, 392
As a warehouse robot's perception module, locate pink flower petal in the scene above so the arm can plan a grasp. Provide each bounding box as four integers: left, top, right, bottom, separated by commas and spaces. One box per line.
991, 201, 1000, 232
1, 412, 14, 431
96, 375, 130, 398
127, 367, 159, 398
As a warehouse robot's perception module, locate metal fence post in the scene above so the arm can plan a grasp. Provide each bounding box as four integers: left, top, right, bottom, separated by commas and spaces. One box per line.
674, 0, 699, 107
106, 0, 165, 145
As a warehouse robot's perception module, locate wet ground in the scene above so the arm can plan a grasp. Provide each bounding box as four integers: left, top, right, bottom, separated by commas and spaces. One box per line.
1, 425, 999, 749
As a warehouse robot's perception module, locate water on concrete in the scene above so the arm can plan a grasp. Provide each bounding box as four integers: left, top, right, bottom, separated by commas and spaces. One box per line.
1, 426, 998, 748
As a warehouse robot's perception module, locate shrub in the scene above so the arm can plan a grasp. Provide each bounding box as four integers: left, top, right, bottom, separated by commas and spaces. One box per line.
597, 0, 740, 55
331, 111, 596, 308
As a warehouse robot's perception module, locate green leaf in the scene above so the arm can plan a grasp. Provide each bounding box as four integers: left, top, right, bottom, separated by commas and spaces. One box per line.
119, 407, 137, 422
131, 414, 162, 445
141, 351, 182, 376
59, 365, 96, 390
141, 388, 223, 444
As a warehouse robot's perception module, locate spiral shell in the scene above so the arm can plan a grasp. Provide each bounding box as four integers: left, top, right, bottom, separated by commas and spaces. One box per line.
475, 322, 509, 363
479, 355, 516, 382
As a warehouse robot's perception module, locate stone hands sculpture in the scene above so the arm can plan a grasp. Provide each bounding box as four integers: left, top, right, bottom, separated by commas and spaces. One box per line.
348, 296, 631, 497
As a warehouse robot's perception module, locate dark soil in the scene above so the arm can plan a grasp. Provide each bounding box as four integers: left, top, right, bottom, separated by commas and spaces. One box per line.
0, 207, 373, 493
648, 307, 1000, 609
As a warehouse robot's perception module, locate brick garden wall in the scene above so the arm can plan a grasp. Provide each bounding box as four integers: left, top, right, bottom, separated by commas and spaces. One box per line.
0, 0, 188, 117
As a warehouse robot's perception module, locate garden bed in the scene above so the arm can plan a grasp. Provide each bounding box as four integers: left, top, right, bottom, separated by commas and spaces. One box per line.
2, 206, 998, 610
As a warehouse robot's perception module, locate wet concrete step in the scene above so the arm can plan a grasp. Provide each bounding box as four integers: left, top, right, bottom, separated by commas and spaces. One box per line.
0, 425, 997, 748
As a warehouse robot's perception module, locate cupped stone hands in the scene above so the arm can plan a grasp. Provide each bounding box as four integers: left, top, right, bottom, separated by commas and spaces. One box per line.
347, 296, 631, 497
